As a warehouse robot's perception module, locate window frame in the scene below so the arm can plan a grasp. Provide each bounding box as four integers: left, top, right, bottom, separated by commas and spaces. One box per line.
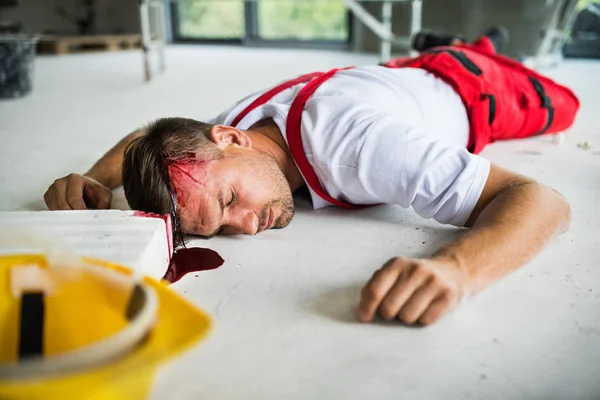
170, 0, 353, 50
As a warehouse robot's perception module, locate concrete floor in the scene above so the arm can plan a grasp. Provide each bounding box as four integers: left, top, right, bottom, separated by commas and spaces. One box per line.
1, 46, 599, 399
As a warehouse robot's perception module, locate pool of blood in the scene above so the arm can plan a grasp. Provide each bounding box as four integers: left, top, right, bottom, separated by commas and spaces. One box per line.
162, 247, 224, 283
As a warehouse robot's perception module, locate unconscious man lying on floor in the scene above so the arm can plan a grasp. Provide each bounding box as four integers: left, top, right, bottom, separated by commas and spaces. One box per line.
45, 27, 580, 326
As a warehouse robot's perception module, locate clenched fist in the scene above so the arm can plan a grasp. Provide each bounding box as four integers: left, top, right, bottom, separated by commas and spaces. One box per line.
358, 257, 469, 326
44, 173, 112, 210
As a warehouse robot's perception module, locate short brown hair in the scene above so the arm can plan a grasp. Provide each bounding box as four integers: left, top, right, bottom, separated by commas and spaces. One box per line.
122, 117, 222, 248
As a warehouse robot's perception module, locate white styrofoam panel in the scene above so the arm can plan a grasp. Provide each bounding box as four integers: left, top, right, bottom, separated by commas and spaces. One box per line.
0, 210, 171, 280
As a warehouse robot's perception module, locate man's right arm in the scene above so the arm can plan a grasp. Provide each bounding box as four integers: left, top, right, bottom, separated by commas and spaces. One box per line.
44, 130, 144, 210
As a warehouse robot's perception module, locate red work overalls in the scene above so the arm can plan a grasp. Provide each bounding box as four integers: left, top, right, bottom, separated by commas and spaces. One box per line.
231, 37, 580, 209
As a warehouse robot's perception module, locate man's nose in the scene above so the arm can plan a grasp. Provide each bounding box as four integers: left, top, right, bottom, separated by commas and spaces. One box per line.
234, 209, 258, 235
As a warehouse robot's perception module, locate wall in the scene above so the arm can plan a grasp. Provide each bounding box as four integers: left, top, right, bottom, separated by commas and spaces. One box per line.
1, 0, 569, 54
352, 0, 567, 59
0, 0, 140, 35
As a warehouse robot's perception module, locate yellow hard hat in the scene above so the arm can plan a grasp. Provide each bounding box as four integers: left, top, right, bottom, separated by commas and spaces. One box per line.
0, 254, 211, 400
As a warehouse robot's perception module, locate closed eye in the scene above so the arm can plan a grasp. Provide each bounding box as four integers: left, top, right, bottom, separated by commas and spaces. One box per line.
228, 190, 235, 207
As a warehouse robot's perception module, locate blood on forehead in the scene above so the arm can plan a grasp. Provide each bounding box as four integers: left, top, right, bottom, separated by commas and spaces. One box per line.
166, 155, 210, 209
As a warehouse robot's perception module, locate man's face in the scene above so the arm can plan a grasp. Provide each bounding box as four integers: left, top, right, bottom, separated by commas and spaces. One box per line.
169, 147, 295, 237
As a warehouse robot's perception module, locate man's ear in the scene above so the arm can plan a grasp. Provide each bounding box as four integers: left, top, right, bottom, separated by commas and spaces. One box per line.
210, 125, 252, 149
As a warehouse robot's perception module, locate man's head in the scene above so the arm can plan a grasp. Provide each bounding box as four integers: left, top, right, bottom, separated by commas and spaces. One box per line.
122, 117, 295, 248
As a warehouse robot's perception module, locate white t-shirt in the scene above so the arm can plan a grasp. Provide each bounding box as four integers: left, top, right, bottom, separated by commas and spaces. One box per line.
208, 65, 490, 227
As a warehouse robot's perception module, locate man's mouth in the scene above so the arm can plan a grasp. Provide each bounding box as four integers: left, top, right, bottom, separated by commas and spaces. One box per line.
264, 207, 274, 231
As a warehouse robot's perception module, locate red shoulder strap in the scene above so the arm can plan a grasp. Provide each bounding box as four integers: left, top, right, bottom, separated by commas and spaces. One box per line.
285, 68, 361, 209
231, 72, 323, 127
231, 67, 362, 209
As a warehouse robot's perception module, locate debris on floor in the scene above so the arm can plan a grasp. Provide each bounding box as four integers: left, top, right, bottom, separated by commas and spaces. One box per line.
577, 141, 592, 150
552, 133, 565, 145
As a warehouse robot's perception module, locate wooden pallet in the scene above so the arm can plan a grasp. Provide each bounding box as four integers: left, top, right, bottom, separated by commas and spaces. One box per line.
37, 34, 142, 55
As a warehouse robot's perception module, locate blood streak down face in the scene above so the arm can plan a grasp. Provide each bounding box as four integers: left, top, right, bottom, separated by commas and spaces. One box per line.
168, 144, 295, 238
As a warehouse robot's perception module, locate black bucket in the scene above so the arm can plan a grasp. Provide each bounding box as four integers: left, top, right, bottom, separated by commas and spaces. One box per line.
0, 34, 39, 99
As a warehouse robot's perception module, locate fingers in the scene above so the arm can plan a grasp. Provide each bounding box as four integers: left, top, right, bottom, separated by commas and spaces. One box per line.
358, 258, 401, 322
84, 181, 112, 209
44, 178, 72, 210
94, 189, 112, 209
396, 277, 442, 324
43, 186, 54, 209
378, 264, 430, 321
66, 178, 87, 210
44, 174, 101, 211
358, 257, 466, 326
418, 295, 454, 326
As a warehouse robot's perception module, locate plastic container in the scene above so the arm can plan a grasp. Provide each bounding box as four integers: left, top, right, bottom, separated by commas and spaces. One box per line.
0, 34, 39, 99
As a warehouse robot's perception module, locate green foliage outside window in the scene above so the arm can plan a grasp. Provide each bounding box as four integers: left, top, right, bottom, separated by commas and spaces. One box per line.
178, 0, 245, 39
258, 0, 347, 40
578, 0, 600, 10
177, 0, 348, 41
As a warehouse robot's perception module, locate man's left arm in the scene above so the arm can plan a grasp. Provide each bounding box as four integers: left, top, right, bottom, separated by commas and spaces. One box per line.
357, 164, 571, 325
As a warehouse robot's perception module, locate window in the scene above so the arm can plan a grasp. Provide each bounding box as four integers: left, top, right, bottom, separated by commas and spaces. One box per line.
172, 0, 350, 45
257, 0, 348, 41
176, 0, 245, 39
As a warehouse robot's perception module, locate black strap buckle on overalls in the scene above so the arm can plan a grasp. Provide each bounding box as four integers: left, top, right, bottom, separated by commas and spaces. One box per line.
528, 76, 555, 135
426, 49, 555, 133
426, 49, 495, 125
427, 48, 482, 75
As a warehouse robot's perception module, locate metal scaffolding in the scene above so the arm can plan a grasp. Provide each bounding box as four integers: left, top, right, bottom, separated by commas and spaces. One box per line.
344, 0, 422, 62
138, 0, 582, 78
139, 0, 167, 82
529, 0, 580, 68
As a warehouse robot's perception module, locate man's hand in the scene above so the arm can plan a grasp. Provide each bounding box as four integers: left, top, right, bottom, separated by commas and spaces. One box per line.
42, 129, 144, 211
358, 257, 469, 326
44, 173, 112, 210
